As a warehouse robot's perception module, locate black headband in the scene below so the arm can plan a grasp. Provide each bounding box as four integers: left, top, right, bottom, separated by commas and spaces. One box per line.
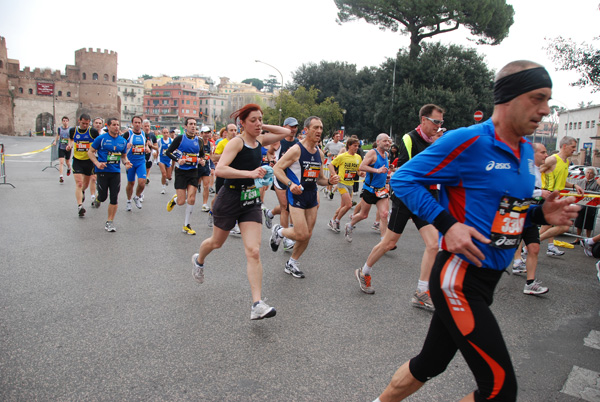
493, 67, 552, 104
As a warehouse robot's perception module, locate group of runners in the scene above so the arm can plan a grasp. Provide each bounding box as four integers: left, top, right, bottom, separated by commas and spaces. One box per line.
53, 59, 600, 401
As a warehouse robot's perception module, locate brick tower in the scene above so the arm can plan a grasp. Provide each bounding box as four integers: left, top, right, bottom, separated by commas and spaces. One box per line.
74, 48, 120, 120
0, 37, 15, 135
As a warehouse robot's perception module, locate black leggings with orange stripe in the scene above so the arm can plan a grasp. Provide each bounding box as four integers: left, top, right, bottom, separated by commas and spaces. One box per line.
409, 251, 517, 401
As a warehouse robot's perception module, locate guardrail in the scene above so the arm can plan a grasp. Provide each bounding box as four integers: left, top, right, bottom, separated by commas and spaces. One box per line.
0, 144, 15, 188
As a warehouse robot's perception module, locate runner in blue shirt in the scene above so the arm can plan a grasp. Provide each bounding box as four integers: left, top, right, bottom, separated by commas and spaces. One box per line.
374, 61, 580, 402
122, 116, 149, 211
88, 118, 132, 232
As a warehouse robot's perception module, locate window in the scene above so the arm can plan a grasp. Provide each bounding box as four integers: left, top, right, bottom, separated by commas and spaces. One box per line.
163, 100, 169, 105
578, 122, 582, 129
67, 92, 71, 97
592, 120, 596, 128
124, 105, 128, 111
153, 100, 159, 106
173, 100, 178, 106
221, 101, 224, 106
93, 73, 98, 80
18, 87, 23, 93
186, 100, 190, 105
28, 88, 33, 94
193, 101, 197, 105
193, 110, 196, 114
213, 100, 216, 105
586, 121, 590, 128
58, 91, 62, 96
162, 108, 169, 114
0, 61, 3, 68
163, 91, 171, 96
147, 100, 150, 106
104, 74, 108, 81
569, 122, 573, 130
82, 73, 87, 80
112, 76, 115, 82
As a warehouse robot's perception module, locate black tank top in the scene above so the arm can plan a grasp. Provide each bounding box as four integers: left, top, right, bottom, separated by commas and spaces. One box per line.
224, 139, 262, 187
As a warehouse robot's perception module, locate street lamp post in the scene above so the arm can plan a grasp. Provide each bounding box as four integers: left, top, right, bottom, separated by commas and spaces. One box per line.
255, 60, 283, 125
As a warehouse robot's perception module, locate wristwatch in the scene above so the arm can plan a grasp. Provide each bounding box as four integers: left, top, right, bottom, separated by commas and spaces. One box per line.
287, 180, 292, 187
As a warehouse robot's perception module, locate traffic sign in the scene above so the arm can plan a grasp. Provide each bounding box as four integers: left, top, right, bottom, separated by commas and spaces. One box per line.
474, 110, 484, 122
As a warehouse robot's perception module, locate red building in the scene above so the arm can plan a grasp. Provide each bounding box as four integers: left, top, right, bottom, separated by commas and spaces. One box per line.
143, 83, 206, 126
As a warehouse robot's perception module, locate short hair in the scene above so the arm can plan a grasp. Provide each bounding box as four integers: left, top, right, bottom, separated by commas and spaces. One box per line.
419, 104, 445, 118
532, 142, 545, 152
79, 113, 91, 121
559, 136, 576, 148
93, 117, 104, 124
495, 60, 543, 82
131, 116, 142, 123
585, 167, 597, 175
142, 119, 151, 125
61, 116, 69, 121
185, 117, 197, 126
106, 117, 119, 127
346, 137, 359, 148
376, 133, 390, 143
304, 116, 321, 129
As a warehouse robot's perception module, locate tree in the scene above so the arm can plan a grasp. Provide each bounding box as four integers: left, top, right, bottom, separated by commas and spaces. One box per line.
291, 61, 376, 138
264, 75, 280, 93
334, 0, 514, 59
242, 78, 264, 91
371, 42, 495, 138
290, 43, 495, 142
545, 36, 600, 92
140, 74, 153, 80
263, 86, 344, 135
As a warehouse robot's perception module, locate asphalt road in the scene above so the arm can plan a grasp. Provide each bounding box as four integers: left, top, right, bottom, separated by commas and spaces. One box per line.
1, 135, 599, 401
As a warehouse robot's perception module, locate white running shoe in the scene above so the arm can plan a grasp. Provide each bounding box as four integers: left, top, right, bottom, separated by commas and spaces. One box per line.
251, 300, 276, 320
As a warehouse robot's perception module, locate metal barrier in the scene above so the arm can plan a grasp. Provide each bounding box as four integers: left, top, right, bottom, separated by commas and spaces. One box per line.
42, 141, 59, 172
562, 190, 600, 239
0, 144, 15, 188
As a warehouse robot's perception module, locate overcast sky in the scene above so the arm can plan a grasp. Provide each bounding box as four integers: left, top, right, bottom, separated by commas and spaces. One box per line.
1, 0, 599, 110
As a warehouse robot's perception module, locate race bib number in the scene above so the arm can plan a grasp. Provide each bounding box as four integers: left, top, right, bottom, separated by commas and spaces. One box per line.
302, 168, 320, 182
375, 187, 389, 198
60, 138, 68, 144
180, 153, 198, 165
132, 145, 145, 155
344, 171, 357, 180
106, 152, 121, 164
76, 142, 90, 152
490, 196, 531, 249
240, 186, 260, 207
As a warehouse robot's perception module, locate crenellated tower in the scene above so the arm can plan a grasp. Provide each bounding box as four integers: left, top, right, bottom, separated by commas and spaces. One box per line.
74, 48, 120, 120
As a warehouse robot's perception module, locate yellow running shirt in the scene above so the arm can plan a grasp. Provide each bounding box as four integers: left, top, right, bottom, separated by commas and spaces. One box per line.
542, 154, 569, 191
332, 152, 362, 186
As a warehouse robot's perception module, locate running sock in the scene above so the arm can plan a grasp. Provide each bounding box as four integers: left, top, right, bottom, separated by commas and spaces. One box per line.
587, 238, 596, 246
288, 257, 298, 265
513, 258, 523, 267
185, 204, 194, 226
267, 210, 274, 219
417, 280, 429, 293
277, 227, 284, 237
362, 264, 372, 276
526, 279, 534, 285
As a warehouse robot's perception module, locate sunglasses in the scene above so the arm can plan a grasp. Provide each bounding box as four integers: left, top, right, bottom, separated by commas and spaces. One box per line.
424, 116, 444, 126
